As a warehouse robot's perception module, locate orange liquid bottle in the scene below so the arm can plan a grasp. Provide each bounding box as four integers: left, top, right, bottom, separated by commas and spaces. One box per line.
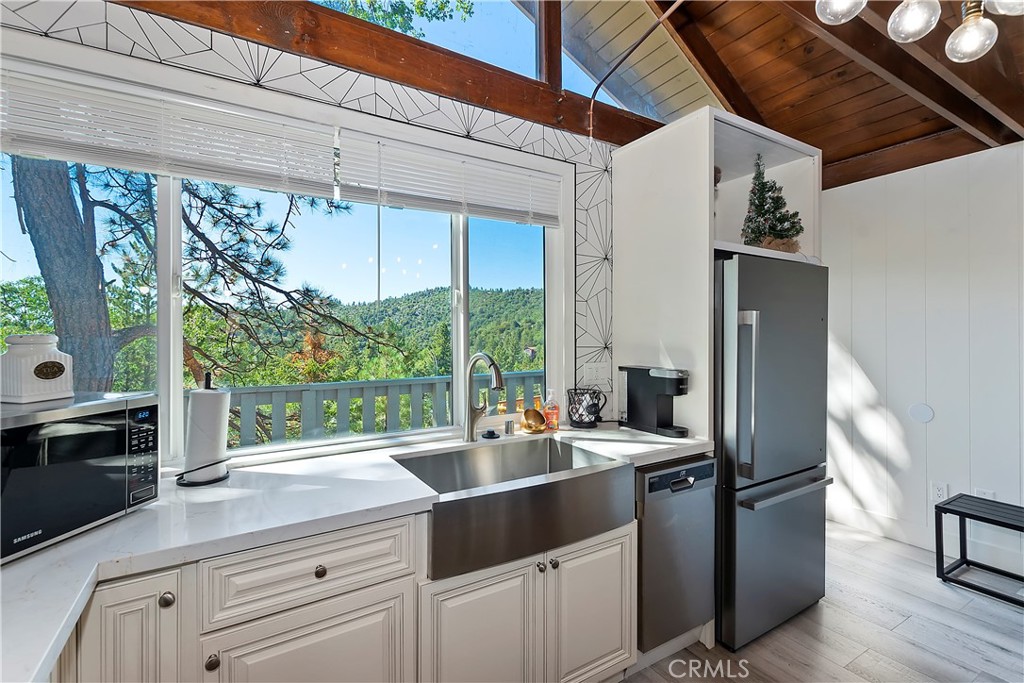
543, 390, 560, 430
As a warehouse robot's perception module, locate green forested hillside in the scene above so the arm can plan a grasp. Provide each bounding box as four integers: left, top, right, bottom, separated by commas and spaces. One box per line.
1, 278, 544, 388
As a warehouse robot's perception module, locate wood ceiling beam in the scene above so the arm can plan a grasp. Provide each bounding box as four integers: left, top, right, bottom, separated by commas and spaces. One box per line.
538, 0, 562, 92
649, 0, 764, 124
775, 1, 1019, 147
860, 1, 1024, 139
114, 0, 662, 148
822, 128, 987, 188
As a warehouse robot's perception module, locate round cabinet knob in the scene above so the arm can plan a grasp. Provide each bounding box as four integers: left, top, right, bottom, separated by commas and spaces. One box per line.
549, 558, 560, 569
205, 654, 221, 672
157, 591, 175, 608
536, 562, 546, 573
314, 564, 327, 579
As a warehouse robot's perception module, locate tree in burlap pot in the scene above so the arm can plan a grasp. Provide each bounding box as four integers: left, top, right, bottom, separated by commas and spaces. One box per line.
740, 153, 803, 253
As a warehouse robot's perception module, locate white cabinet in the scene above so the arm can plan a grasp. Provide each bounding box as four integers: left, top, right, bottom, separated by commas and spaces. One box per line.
612, 106, 821, 439
78, 567, 197, 683
49, 626, 78, 683
420, 523, 637, 683
199, 577, 415, 683
419, 557, 544, 683
545, 530, 634, 683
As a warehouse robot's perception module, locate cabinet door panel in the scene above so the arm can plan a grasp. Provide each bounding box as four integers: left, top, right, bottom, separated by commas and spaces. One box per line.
79, 569, 185, 683
201, 577, 414, 683
420, 558, 544, 683
545, 525, 636, 683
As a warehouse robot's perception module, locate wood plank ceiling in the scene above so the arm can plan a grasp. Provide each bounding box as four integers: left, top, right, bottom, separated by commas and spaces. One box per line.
654, 1, 1024, 187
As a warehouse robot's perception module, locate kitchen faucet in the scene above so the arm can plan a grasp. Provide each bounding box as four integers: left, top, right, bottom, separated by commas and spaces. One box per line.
464, 352, 504, 442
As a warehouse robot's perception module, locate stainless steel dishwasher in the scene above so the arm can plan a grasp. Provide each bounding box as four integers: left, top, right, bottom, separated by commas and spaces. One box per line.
636, 453, 716, 652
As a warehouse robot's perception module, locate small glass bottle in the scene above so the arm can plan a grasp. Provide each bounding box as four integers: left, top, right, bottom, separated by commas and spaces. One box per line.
543, 389, 560, 431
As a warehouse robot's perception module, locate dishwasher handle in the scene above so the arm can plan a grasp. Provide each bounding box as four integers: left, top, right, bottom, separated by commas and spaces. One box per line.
669, 476, 696, 492
739, 476, 833, 511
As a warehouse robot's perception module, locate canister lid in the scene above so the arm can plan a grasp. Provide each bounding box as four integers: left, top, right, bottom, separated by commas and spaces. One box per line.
4, 334, 59, 345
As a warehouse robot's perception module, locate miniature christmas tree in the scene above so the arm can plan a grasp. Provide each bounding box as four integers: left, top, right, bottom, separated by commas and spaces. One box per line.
741, 153, 803, 252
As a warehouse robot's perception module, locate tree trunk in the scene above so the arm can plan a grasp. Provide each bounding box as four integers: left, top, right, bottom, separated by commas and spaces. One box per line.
10, 157, 116, 392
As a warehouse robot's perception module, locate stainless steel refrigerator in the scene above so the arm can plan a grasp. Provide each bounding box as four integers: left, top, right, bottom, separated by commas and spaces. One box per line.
714, 252, 833, 651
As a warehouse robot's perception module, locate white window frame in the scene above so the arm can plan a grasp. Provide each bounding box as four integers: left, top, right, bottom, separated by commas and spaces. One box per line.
3, 31, 575, 468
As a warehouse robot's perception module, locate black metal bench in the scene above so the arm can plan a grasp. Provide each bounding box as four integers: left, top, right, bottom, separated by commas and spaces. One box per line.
935, 493, 1024, 607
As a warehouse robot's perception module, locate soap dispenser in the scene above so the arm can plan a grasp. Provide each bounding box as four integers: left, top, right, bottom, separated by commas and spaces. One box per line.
543, 389, 560, 430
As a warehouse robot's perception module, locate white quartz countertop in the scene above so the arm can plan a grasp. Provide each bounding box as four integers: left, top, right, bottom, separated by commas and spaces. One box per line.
1, 448, 438, 683
555, 424, 713, 467
0, 427, 709, 682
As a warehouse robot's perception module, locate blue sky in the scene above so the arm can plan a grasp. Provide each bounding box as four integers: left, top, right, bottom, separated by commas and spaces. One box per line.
1, 168, 543, 304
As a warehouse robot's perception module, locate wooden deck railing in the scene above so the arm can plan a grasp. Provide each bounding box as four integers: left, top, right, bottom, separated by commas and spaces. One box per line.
185, 371, 545, 447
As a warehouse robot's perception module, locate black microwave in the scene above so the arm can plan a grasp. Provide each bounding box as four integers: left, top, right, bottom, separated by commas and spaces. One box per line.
1, 392, 159, 564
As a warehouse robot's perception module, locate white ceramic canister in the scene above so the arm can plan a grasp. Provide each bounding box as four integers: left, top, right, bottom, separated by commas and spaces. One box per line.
1, 334, 75, 403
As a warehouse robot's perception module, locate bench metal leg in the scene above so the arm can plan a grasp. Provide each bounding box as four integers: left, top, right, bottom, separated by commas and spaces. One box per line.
959, 516, 967, 562
935, 509, 945, 580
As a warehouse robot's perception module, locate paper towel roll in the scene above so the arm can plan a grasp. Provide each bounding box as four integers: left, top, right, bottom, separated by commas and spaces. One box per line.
183, 388, 230, 484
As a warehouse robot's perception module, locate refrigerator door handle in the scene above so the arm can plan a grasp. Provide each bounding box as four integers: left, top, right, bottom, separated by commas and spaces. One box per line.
739, 476, 834, 511
737, 309, 760, 480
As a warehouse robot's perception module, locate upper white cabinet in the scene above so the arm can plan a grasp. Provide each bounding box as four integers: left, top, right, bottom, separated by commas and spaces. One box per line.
712, 114, 821, 259
612, 107, 821, 440
419, 523, 637, 683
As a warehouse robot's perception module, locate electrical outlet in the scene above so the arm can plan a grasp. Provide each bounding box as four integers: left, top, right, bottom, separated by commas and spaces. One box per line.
582, 361, 609, 385
974, 488, 996, 500
930, 481, 948, 502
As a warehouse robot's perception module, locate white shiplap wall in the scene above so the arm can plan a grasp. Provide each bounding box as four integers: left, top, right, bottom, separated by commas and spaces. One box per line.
823, 142, 1024, 568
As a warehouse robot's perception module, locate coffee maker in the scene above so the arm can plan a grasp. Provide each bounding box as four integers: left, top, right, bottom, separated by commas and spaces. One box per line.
617, 365, 689, 438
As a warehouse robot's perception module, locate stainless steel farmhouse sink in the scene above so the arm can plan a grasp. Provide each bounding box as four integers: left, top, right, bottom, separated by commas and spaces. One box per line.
393, 438, 634, 579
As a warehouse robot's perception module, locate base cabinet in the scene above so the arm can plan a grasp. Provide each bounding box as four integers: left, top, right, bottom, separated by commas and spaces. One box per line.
78, 567, 195, 683
420, 523, 637, 683
545, 529, 635, 683
419, 558, 545, 683
199, 576, 415, 682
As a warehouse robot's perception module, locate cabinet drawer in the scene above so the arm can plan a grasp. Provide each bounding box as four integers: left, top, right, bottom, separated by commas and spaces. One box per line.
200, 516, 414, 632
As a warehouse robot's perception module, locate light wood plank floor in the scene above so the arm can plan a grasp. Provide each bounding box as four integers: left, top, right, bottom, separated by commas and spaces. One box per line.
627, 523, 1024, 683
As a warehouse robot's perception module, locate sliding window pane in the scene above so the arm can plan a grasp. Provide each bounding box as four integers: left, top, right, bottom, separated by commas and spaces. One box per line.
180, 183, 453, 449
0, 153, 157, 393
468, 217, 545, 415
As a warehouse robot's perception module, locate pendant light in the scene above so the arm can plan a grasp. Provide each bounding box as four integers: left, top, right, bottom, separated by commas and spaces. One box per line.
946, 1, 999, 63
814, 0, 868, 25
983, 0, 1024, 15
887, 0, 942, 42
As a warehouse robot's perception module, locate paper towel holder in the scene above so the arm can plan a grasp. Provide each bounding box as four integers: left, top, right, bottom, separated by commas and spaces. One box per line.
177, 372, 231, 487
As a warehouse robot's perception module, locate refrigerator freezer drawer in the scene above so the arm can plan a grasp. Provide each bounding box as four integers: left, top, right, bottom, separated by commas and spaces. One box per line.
717, 466, 829, 651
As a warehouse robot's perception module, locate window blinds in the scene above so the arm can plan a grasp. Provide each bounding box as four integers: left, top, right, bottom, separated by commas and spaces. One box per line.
0, 70, 562, 226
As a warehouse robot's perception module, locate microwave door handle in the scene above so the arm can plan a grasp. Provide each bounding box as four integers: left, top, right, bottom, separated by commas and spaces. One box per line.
737, 310, 759, 480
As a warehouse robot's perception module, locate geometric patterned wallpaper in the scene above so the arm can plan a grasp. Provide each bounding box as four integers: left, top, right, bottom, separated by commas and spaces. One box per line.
0, 0, 616, 391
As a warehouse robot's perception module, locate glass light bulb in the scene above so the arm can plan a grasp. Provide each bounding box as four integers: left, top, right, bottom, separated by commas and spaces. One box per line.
887, 0, 942, 42
945, 14, 999, 62
984, 0, 1024, 15
815, 0, 868, 25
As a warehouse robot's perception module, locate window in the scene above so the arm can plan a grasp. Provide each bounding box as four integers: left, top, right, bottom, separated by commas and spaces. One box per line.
468, 217, 545, 415
560, 2, 667, 122
561, 53, 620, 108
314, 0, 539, 79
1, 60, 569, 465
0, 154, 157, 394
180, 181, 456, 448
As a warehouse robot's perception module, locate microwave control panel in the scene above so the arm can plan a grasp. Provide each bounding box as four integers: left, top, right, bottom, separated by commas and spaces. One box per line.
127, 404, 159, 508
